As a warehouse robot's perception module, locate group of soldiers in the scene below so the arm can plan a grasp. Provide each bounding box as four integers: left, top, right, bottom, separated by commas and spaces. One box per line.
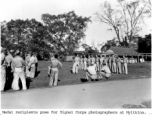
1, 47, 38, 92
72, 54, 128, 80
1, 46, 130, 91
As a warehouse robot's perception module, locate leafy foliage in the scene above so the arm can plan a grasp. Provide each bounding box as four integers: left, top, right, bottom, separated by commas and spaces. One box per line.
137, 34, 151, 53
42, 11, 91, 55
1, 11, 90, 59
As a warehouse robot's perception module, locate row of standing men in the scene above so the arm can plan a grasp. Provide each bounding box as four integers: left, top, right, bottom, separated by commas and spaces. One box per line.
72, 54, 128, 75
1, 47, 38, 92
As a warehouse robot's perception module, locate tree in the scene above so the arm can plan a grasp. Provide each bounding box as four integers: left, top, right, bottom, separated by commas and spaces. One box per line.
138, 34, 151, 53
95, 0, 150, 47
42, 11, 91, 55
1, 19, 53, 58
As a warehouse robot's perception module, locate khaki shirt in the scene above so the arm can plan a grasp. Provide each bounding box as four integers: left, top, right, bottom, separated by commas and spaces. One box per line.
5, 54, 13, 66
25, 55, 31, 66
91, 57, 95, 63
123, 58, 128, 63
74, 57, 79, 62
50, 58, 62, 69
12, 56, 25, 68
87, 64, 97, 75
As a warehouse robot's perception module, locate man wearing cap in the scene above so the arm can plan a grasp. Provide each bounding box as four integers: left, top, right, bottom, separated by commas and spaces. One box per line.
11, 50, 27, 90
49, 53, 62, 86
99, 62, 111, 80
5, 50, 14, 86
1, 47, 7, 91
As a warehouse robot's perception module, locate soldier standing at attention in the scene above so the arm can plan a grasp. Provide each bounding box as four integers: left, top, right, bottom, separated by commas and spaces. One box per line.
28, 53, 36, 79
34, 53, 38, 75
99, 54, 104, 71
112, 54, 117, 73
72, 54, 79, 74
95, 55, 100, 72
116, 55, 122, 74
1, 47, 7, 92
25, 52, 31, 79
83, 55, 87, 70
5, 50, 14, 89
11, 50, 27, 90
79, 55, 83, 70
122, 55, 128, 74
91, 55, 95, 65
87, 55, 91, 67
49, 53, 62, 86
108, 56, 112, 71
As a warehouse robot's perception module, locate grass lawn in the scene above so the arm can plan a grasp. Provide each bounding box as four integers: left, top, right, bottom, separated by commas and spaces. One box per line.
28, 61, 151, 89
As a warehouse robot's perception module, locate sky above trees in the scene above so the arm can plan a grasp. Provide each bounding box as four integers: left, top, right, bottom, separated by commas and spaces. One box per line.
1, 0, 151, 46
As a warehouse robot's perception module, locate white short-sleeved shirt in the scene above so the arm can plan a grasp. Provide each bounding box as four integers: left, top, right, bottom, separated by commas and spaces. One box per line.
87, 64, 97, 75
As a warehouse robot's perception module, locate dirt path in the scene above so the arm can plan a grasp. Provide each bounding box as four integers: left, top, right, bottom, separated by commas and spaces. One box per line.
1, 78, 151, 109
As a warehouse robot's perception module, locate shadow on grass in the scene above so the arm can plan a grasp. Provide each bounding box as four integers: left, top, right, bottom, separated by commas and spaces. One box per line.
122, 100, 151, 108
80, 78, 88, 82
35, 70, 41, 78
80, 78, 100, 82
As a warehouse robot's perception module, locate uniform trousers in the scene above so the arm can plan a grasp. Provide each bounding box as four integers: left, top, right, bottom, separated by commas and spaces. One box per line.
30, 66, 35, 78
116, 63, 122, 74
112, 62, 117, 73
123, 63, 128, 74
72, 62, 79, 73
108, 62, 112, 71
96, 62, 100, 71
83, 62, 87, 70
12, 67, 27, 90
49, 68, 59, 86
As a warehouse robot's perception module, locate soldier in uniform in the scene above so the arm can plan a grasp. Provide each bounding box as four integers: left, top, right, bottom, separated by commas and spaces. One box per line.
87, 55, 91, 67
112, 54, 117, 73
95, 55, 100, 72
99, 54, 105, 71
122, 55, 128, 74
1, 47, 7, 91
11, 50, 27, 90
5, 50, 14, 89
28, 53, 36, 78
99, 62, 111, 80
34, 53, 38, 75
83, 55, 87, 70
91, 55, 95, 65
116, 55, 122, 74
72, 54, 79, 74
48, 53, 62, 86
108, 55, 112, 71
79, 55, 83, 70
25, 52, 31, 78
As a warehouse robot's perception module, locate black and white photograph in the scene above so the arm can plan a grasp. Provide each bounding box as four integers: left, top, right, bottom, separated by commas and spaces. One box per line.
0, 0, 151, 113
